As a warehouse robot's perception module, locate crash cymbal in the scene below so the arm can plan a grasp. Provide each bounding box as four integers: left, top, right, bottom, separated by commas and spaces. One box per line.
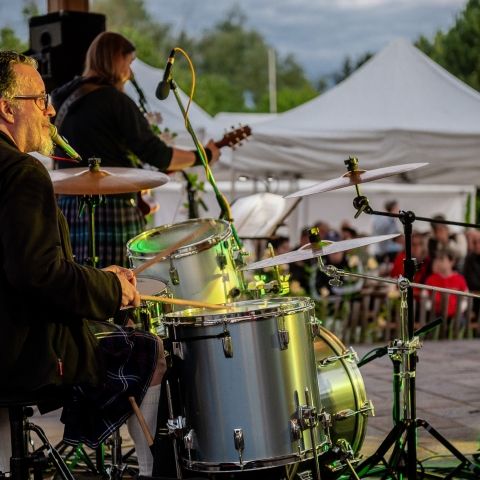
285, 163, 428, 199
50, 167, 170, 195
242, 233, 399, 270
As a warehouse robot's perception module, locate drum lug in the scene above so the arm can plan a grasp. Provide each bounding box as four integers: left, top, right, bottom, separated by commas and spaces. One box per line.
169, 263, 180, 285
233, 250, 248, 268
184, 428, 198, 450
290, 418, 302, 441
167, 415, 186, 437
222, 332, 234, 358
277, 316, 290, 350
216, 252, 227, 269
172, 341, 185, 360
310, 320, 321, 338
233, 428, 245, 465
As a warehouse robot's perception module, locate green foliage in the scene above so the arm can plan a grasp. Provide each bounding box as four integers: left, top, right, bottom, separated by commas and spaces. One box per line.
333, 51, 373, 84
415, 0, 480, 91
0, 27, 27, 52
91, 0, 175, 67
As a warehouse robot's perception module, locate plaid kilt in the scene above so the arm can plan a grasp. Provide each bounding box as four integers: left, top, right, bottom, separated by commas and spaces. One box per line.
58, 195, 146, 268
61, 320, 159, 449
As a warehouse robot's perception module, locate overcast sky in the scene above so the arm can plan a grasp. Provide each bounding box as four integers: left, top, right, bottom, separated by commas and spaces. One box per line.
0, 0, 467, 79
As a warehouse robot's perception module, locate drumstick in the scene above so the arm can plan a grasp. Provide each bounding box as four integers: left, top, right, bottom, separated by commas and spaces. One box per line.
140, 294, 229, 310
128, 396, 154, 447
132, 220, 214, 276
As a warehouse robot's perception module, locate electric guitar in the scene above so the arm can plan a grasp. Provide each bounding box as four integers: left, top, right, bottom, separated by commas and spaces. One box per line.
137, 125, 252, 216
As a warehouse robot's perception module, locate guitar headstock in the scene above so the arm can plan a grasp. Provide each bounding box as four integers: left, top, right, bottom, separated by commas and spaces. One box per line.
215, 125, 252, 150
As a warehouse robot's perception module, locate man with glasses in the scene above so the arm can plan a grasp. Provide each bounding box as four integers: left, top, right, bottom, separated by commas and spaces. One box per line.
0, 51, 165, 477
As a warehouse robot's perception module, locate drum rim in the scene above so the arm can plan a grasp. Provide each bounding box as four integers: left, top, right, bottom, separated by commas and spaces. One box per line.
127, 218, 232, 260
164, 297, 315, 326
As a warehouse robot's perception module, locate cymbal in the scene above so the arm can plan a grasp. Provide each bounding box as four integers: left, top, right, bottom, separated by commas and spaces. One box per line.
50, 167, 170, 195
242, 233, 399, 270
285, 163, 428, 198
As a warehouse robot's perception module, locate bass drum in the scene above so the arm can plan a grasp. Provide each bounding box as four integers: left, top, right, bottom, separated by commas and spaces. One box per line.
314, 326, 373, 454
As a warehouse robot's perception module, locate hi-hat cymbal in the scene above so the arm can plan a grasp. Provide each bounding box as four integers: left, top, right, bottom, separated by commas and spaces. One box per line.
242, 233, 399, 270
285, 163, 428, 199
50, 167, 170, 195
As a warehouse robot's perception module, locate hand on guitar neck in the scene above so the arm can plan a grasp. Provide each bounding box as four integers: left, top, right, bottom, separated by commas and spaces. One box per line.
137, 125, 252, 217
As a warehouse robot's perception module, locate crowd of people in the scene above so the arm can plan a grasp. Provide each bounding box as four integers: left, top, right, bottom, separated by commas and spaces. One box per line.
267, 202, 479, 322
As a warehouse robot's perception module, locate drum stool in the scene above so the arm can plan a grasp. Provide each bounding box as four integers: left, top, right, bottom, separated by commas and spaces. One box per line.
0, 390, 74, 480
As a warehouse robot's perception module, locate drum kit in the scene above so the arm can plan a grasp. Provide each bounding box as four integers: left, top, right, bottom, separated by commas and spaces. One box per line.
50, 158, 480, 480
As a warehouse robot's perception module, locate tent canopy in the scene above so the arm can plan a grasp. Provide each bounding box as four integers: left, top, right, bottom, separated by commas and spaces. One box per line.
226, 39, 480, 185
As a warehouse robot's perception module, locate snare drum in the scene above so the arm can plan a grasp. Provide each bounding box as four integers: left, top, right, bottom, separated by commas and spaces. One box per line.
121, 277, 170, 338
127, 218, 244, 304
314, 326, 373, 454
164, 297, 324, 472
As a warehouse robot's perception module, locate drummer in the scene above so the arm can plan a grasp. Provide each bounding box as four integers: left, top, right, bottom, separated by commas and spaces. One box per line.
0, 51, 165, 477
51, 31, 221, 268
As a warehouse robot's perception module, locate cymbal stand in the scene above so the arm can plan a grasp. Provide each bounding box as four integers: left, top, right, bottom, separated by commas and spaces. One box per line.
336, 157, 480, 479
313, 251, 480, 478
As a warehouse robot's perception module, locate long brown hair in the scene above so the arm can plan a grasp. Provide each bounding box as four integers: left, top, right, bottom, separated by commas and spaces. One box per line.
83, 32, 135, 85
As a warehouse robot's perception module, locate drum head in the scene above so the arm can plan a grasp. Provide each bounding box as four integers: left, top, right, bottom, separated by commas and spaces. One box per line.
127, 218, 231, 260
164, 297, 314, 326
136, 276, 167, 296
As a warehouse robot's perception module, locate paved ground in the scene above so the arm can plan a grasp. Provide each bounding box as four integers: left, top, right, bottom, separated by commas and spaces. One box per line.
30, 338, 480, 478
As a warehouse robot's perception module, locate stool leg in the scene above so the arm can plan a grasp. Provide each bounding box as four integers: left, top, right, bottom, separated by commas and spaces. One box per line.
9, 407, 28, 480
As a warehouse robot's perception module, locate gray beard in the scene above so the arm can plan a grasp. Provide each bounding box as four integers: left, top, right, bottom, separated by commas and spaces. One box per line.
38, 136, 54, 156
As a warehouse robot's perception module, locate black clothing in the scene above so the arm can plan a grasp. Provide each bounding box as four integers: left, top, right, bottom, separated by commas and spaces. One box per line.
0, 132, 121, 391
51, 77, 173, 170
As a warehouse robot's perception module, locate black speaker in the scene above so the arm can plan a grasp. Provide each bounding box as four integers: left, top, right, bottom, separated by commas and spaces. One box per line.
28, 11, 106, 92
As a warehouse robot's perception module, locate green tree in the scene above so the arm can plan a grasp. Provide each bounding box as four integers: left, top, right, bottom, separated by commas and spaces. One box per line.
0, 28, 27, 52
416, 0, 480, 91
91, 0, 175, 67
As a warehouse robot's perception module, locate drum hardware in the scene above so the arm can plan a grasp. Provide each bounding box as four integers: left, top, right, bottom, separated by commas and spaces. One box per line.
165, 380, 185, 479
301, 388, 321, 480
169, 259, 180, 285
222, 329, 234, 358
317, 348, 358, 367
333, 400, 375, 421
277, 315, 290, 350
233, 428, 245, 465
216, 252, 228, 269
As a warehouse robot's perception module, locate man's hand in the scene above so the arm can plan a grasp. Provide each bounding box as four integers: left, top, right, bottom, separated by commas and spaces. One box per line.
103, 265, 140, 307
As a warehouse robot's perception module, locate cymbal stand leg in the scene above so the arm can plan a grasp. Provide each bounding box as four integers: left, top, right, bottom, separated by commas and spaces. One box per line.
80, 195, 102, 268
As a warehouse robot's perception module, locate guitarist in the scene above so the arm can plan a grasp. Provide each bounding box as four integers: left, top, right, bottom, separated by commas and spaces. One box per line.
51, 31, 220, 270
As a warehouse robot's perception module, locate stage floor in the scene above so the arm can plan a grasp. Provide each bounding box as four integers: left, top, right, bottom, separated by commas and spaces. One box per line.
31, 338, 480, 477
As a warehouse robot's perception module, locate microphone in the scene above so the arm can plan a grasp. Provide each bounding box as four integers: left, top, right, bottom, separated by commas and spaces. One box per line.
49, 124, 82, 161
155, 49, 176, 100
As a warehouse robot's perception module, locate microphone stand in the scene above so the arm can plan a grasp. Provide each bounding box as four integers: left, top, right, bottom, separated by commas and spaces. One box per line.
168, 78, 243, 250
339, 157, 480, 479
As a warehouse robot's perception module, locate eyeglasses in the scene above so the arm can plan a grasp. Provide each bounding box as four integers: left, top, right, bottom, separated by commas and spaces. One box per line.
12, 93, 51, 111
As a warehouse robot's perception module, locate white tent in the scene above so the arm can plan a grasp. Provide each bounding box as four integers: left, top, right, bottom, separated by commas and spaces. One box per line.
225, 38, 480, 185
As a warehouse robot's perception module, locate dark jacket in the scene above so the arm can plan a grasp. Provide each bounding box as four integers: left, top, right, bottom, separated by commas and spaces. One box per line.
51, 77, 173, 170
0, 132, 122, 391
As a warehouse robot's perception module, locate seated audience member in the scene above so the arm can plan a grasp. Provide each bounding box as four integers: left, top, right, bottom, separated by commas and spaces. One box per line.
371, 200, 403, 263
428, 215, 467, 270
463, 230, 480, 314
425, 249, 468, 319
390, 231, 431, 285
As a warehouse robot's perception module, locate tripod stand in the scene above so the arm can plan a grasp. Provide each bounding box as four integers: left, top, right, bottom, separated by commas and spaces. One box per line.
339, 157, 480, 479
